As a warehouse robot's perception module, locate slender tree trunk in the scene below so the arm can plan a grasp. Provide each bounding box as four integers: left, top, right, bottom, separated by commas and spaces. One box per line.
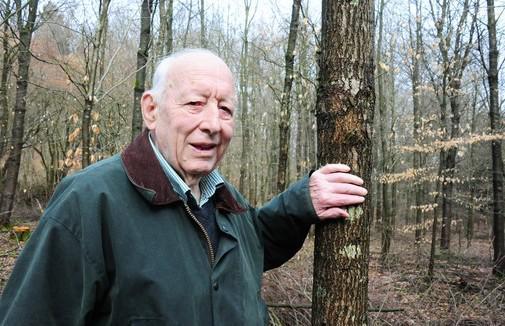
0, 5, 12, 159
377, 0, 391, 263
131, 0, 153, 140
239, 0, 251, 194
81, 0, 110, 168
182, 0, 193, 48
276, 0, 301, 192
156, 0, 173, 58
200, 0, 206, 47
410, 0, 423, 246
428, 180, 441, 279
0, 0, 39, 226
487, 0, 505, 275
466, 83, 477, 248
166, 0, 173, 53
311, 1, 374, 324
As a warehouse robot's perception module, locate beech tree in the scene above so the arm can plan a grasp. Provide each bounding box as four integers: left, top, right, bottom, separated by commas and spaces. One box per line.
311, 0, 374, 324
0, 0, 39, 226
131, 0, 154, 140
0, 0, 15, 159
276, 0, 301, 192
485, 0, 505, 275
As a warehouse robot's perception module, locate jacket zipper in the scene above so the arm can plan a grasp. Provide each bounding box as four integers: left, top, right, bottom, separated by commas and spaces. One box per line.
183, 203, 215, 266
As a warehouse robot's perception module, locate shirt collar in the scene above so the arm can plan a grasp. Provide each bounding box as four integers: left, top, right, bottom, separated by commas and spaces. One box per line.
120, 129, 245, 213
148, 133, 223, 206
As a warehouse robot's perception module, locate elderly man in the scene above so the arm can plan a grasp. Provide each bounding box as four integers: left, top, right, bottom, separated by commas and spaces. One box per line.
0, 49, 367, 325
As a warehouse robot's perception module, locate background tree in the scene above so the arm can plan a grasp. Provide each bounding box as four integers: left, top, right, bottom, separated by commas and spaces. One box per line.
311, 0, 374, 324
0, 0, 15, 159
485, 0, 505, 275
0, 0, 39, 226
131, 0, 154, 140
276, 0, 301, 192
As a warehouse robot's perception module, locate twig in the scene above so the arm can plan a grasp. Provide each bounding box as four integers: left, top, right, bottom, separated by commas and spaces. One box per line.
266, 302, 404, 312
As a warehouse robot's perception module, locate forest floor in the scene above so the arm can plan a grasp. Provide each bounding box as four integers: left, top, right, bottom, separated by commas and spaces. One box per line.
263, 223, 505, 325
1, 211, 504, 325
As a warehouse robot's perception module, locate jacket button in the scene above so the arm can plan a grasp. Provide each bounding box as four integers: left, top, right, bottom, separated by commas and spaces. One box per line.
221, 225, 227, 232
213, 281, 219, 291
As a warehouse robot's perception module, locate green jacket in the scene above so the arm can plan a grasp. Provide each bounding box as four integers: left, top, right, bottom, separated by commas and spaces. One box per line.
0, 131, 318, 325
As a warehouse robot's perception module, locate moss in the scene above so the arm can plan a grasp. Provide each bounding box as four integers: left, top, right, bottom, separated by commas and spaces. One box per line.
347, 206, 363, 223
339, 244, 361, 259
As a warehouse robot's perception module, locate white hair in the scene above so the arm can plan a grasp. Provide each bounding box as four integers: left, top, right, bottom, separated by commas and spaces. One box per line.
150, 48, 229, 103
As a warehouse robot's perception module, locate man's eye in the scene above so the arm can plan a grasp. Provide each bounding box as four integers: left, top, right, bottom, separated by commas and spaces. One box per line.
220, 106, 233, 117
188, 101, 205, 106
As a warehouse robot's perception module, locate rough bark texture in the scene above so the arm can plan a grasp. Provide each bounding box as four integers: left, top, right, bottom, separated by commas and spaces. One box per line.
311, 1, 374, 324
487, 0, 505, 275
0, 0, 39, 226
276, 0, 301, 192
0, 5, 12, 159
131, 0, 153, 141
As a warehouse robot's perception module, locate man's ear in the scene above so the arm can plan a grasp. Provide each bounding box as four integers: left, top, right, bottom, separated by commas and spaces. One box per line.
141, 91, 157, 130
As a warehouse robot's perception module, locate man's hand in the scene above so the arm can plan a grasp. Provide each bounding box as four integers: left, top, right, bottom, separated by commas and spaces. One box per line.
309, 164, 367, 220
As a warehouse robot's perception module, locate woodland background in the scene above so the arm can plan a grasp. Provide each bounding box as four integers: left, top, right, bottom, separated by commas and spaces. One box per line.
1, 0, 505, 324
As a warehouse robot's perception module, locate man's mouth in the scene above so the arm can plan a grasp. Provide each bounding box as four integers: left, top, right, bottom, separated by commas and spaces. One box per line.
191, 143, 217, 151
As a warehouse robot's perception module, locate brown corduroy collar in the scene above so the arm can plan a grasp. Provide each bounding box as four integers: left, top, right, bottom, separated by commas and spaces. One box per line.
120, 129, 245, 213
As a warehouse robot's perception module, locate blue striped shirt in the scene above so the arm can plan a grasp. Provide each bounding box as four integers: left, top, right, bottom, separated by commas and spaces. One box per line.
148, 133, 224, 207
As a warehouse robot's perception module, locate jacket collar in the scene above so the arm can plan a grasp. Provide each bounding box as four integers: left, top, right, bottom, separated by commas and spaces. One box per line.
121, 129, 245, 213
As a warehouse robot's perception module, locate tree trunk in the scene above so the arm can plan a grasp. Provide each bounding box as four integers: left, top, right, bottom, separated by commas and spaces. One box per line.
428, 180, 441, 279
182, 0, 193, 48
276, 0, 301, 192
0, 4, 12, 159
200, 0, 206, 47
410, 0, 423, 246
311, 1, 374, 324
0, 0, 39, 226
487, 0, 505, 275
131, 0, 153, 141
81, 0, 110, 168
466, 83, 477, 248
376, 0, 391, 263
238, 0, 252, 195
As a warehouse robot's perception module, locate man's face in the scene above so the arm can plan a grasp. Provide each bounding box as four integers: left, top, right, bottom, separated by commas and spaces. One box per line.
147, 55, 236, 182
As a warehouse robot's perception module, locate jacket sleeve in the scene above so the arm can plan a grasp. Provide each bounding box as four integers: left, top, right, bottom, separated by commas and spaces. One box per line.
255, 175, 319, 271
0, 216, 103, 326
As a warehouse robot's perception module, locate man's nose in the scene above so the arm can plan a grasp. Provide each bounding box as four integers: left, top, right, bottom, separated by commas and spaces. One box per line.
199, 103, 221, 134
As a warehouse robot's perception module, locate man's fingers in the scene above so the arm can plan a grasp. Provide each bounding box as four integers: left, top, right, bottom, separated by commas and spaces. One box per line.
320, 207, 349, 219
318, 164, 350, 175
329, 184, 368, 196
324, 194, 365, 207
325, 172, 364, 185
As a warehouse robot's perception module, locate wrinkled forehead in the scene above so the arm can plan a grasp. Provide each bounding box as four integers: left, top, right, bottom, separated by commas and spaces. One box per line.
168, 54, 237, 100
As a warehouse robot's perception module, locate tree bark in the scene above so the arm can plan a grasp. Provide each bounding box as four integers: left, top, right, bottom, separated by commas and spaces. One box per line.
0, 2, 13, 159
200, 0, 206, 47
276, 0, 301, 192
311, 1, 374, 324
466, 83, 478, 248
131, 0, 153, 141
410, 0, 423, 247
0, 0, 39, 226
238, 0, 252, 195
376, 0, 391, 263
486, 0, 505, 275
